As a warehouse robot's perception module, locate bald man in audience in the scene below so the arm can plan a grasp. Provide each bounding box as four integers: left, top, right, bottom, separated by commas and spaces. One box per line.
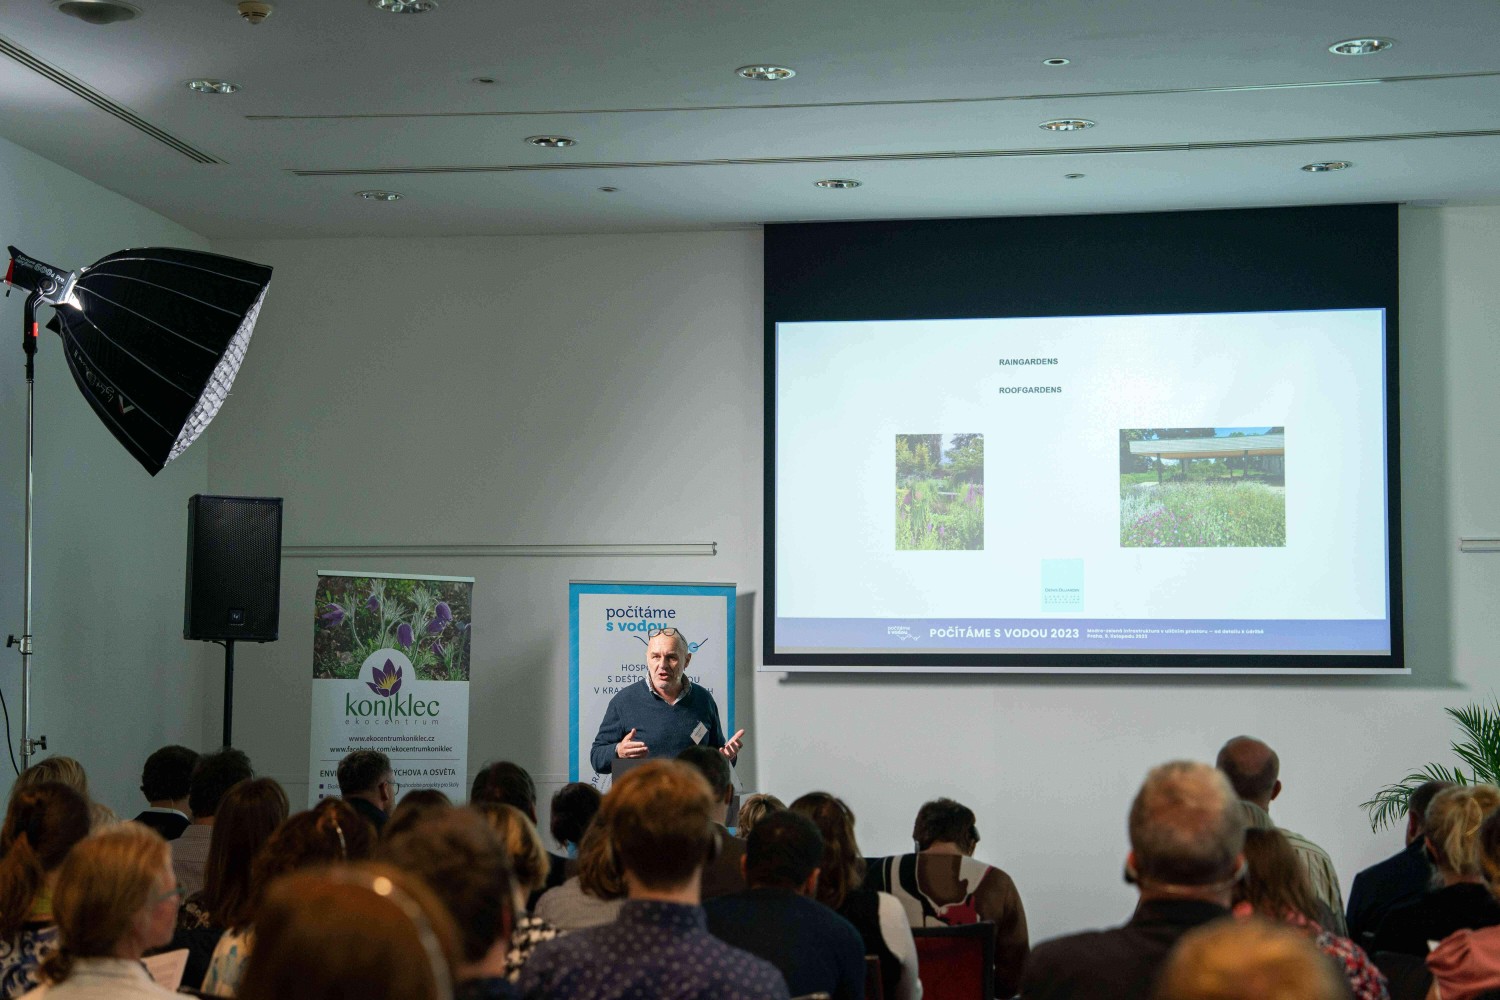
1019, 760, 1248, 1000
1216, 735, 1346, 935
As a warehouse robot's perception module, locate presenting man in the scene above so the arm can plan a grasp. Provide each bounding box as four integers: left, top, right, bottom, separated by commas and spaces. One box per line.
590, 627, 745, 774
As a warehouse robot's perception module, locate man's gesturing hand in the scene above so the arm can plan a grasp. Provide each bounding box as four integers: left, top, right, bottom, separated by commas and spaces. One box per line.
719, 729, 746, 761
616, 728, 649, 759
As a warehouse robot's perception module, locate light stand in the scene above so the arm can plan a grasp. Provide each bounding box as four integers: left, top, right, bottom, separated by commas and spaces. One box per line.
5, 244, 272, 769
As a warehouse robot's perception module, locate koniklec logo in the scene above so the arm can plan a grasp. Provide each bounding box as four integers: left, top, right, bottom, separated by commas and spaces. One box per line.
345, 650, 441, 724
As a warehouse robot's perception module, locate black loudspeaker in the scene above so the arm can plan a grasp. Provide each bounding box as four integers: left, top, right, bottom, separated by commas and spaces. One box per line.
184, 495, 283, 642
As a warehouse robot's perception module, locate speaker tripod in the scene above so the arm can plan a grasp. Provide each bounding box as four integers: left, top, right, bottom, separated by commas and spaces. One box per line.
212, 640, 235, 747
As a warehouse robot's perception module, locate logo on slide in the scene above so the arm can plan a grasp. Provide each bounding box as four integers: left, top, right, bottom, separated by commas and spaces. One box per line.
886, 625, 918, 642
366, 658, 403, 698
633, 633, 709, 654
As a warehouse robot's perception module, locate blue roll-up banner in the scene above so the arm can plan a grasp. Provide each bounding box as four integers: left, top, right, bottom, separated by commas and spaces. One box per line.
569, 581, 736, 786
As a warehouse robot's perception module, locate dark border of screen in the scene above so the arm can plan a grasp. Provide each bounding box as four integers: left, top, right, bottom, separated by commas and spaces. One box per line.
762, 204, 1403, 672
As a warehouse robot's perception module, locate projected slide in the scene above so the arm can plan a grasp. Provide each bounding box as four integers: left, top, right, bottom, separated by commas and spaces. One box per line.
771, 309, 1391, 659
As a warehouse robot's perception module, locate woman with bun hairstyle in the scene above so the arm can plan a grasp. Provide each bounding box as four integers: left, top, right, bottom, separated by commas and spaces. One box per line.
0, 785, 90, 997
1373, 785, 1500, 956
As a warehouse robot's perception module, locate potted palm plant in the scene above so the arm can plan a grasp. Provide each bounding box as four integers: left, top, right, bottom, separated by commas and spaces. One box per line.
1362, 698, 1500, 832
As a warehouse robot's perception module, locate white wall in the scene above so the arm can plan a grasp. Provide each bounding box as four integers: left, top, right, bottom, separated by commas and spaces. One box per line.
210, 209, 1500, 941
0, 135, 214, 813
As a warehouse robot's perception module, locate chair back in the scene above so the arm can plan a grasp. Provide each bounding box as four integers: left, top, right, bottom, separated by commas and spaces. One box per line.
913, 921, 994, 1000
864, 955, 884, 1000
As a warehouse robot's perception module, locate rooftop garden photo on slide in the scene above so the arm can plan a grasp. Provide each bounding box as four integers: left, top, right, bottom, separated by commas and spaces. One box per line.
315, 576, 471, 681
896, 433, 984, 550
1119, 427, 1286, 548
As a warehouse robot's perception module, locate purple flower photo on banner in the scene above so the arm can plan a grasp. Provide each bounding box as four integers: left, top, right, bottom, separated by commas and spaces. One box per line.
313, 575, 474, 682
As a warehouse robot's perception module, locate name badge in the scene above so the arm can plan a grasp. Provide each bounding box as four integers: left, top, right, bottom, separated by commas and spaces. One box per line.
691, 722, 709, 745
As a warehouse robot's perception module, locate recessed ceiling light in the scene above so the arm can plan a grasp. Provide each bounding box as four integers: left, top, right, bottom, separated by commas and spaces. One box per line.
186, 79, 240, 95
526, 135, 577, 148
1065, 173, 1086, 179
736, 65, 796, 82
1328, 37, 1394, 55
472, 77, 496, 85
1301, 161, 1352, 172
1043, 58, 1071, 66
1040, 119, 1095, 131
370, 0, 437, 12
355, 190, 403, 201
51, 0, 141, 24
814, 179, 861, 189
599, 187, 619, 193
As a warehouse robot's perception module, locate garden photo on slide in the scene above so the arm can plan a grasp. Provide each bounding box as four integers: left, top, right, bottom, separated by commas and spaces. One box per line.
1119, 427, 1286, 548
895, 433, 984, 550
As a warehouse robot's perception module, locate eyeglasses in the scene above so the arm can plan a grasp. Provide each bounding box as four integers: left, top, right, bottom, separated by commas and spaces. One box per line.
647, 627, 689, 643
151, 883, 187, 905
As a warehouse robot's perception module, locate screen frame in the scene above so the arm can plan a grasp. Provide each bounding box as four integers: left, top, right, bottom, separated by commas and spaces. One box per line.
761, 205, 1403, 673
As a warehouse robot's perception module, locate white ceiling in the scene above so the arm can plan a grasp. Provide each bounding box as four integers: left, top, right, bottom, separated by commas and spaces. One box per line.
2, 0, 1498, 238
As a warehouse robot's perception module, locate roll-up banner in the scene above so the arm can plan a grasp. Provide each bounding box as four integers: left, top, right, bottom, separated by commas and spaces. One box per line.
569, 581, 736, 786
310, 571, 473, 807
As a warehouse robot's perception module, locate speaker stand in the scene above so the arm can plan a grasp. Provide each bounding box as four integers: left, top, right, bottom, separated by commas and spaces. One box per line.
217, 640, 235, 748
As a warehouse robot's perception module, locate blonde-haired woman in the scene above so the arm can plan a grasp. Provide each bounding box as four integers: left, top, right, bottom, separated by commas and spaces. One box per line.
1373, 784, 1500, 956
18, 823, 180, 998
470, 803, 560, 980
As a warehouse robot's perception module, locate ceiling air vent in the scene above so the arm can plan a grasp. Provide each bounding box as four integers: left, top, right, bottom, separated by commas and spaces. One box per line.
0, 34, 223, 164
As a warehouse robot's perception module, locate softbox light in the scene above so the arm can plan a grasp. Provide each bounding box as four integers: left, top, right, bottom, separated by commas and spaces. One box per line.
6, 245, 273, 475
4, 243, 271, 771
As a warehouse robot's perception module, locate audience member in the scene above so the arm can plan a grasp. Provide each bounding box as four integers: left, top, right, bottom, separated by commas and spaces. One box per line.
790, 792, 921, 1000
533, 822, 626, 931
237, 864, 460, 1000
1020, 760, 1247, 1000
1234, 828, 1389, 1000
22, 823, 180, 999
1426, 807, 1500, 1000
520, 760, 788, 1000
470, 803, 561, 979
385, 789, 453, 841
1154, 916, 1349, 1000
174, 749, 253, 898
382, 808, 523, 999
336, 749, 396, 833
705, 810, 865, 1000
736, 793, 785, 840
13, 760, 112, 834
174, 778, 288, 989
1347, 781, 1454, 947
1217, 736, 1347, 934
0, 784, 90, 997
131, 746, 198, 841
869, 795, 1028, 997
677, 746, 747, 900
201, 799, 375, 996
548, 784, 601, 863
471, 762, 568, 901
1373, 785, 1500, 957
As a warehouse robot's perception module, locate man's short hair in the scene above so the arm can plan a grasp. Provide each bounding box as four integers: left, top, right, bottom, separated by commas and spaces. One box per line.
336, 750, 391, 797
1215, 736, 1280, 803
1129, 761, 1246, 887
379, 807, 516, 964
650, 628, 690, 659
1155, 916, 1346, 1000
601, 760, 716, 890
1409, 780, 1455, 833
745, 810, 823, 890
675, 746, 732, 801
141, 745, 199, 802
189, 748, 253, 820
549, 783, 602, 849
912, 798, 979, 852
470, 761, 537, 815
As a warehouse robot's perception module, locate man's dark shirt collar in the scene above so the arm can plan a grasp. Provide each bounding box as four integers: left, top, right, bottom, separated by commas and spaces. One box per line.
619, 898, 707, 931
1130, 897, 1230, 926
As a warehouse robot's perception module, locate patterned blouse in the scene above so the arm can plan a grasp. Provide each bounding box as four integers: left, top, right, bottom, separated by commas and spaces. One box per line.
505, 915, 562, 982
1285, 910, 1390, 1000
0, 924, 57, 998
